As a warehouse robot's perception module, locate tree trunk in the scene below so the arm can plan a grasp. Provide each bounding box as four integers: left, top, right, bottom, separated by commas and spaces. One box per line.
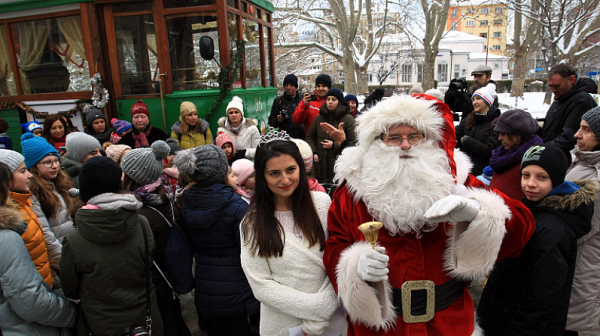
511, 50, 527, 98
422, 48, 436, 91
343, 55, 357, 94
356, 64, 369, 94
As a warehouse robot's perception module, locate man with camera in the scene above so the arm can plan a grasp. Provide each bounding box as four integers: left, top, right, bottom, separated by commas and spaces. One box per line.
268, 74, 305, 139
293, 73, 332, 137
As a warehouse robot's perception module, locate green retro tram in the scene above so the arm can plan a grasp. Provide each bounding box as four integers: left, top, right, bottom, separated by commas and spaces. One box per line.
0, 0, 276, 151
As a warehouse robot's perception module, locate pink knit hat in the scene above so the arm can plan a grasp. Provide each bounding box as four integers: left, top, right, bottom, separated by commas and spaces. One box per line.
105, 144, 131, 164
215, 132, 235, 154
232, 159, 254, 187
291, 139, 314, 170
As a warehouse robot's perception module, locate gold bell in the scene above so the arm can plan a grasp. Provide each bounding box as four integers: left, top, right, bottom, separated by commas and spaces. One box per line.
358, 221, 383, 249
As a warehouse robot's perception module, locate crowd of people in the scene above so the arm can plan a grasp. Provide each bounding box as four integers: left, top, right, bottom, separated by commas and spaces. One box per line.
0, 61, 599, 336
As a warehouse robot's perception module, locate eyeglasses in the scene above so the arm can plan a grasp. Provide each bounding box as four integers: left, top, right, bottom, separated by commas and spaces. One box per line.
382, 134, 423, 146
39, 158, 61, 168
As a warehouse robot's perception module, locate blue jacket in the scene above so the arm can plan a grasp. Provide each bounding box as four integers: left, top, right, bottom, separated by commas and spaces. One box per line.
0, 205, 76, 335
181, 183, 259, 317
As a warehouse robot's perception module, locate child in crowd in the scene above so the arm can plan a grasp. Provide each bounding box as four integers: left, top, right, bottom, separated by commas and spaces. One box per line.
109, 117, 132, 144
232, 158, 255, 200
0, 149, 54, 288
216, 132, 245, 165
0, 161, 77, 334
104, 143, 132, 165
224, 165, 246, 199
291, 139, 326, 193
21, 120, 43, 136
61, 132, 102, 187
175, 145, 259, 336
0, 118, 13, 150
477, 145, 596, 336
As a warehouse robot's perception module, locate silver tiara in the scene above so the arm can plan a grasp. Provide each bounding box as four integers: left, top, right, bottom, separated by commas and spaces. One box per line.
259, 127, 291, 145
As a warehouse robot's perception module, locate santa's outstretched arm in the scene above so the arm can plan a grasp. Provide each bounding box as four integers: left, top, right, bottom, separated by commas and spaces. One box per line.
425, 175, 536, 280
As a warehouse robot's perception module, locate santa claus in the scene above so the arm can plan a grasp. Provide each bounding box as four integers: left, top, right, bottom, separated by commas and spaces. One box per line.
323, 94, 535, 336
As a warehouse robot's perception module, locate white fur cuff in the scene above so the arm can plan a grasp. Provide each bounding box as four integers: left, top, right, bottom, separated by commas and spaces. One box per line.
446, 188, 511, 280
335, 242, 396, 330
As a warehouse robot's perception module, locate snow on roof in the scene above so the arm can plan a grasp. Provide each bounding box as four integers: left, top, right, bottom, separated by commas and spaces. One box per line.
441, 31, 486, 42
469, 52, 509, 60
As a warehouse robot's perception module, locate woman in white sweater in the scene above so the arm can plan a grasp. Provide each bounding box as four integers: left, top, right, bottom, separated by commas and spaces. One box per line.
241, 139, 344, 336
217, 96, 261, 159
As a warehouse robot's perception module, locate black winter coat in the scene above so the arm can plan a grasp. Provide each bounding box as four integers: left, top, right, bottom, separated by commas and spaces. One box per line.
477, 180, 596, 336
455, 105, 501, 175
269, 92, 305, 139
180, 184, 259, 317
541, 78, 598, 157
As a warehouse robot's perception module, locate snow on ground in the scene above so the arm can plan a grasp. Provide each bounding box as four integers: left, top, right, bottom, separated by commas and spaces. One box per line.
497, 92, 550, 120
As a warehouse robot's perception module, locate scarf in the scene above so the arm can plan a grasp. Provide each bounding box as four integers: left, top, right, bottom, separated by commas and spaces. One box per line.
135, 179, 173, 206
227, 118, 245, 135
489, 135, 542, 173
132, 124, 153, 148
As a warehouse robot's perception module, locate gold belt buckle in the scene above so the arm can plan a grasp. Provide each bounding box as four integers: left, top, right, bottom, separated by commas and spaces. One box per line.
401, 280, 435, 323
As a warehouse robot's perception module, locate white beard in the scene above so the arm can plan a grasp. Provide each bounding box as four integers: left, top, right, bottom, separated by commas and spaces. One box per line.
337, 139, 456, 236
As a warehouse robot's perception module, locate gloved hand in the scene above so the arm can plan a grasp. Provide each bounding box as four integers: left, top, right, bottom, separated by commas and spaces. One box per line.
357, 246, 389, 282
424, 195, 480, 223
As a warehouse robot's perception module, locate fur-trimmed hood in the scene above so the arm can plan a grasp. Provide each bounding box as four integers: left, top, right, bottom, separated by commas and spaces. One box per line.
532, 180, 598, 239
171, 116, 210, 134
0, 203, 26, 233
217, 116, 257, 129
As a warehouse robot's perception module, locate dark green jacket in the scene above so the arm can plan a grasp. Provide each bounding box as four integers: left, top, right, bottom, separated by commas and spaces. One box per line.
60, 157, 81, 188
60, 194, 163, 336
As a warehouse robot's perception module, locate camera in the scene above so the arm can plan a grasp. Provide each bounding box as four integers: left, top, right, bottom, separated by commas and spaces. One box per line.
310, 94, 318, 101
280, 109, 292, 122
449, 77, 467, 91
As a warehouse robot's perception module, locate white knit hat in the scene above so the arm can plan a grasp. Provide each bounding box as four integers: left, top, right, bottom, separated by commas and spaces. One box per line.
226, 96, 244, 116
472, 86, 496, 107
291, 139, 314, 170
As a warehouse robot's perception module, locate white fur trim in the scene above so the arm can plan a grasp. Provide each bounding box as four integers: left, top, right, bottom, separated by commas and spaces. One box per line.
356, 95, 443, 148
446, 187, 511, 280
454, 149, 473, 185
472, 320, 484, 336
335, 242, 396, 330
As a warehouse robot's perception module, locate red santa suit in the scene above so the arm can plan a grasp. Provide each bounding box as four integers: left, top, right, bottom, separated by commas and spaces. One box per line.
323, 94, 535, 336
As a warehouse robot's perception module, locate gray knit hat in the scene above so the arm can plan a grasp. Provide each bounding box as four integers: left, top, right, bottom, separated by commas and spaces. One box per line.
174, 144, 228, 187
66, 132, 102, 163
582, 106, 600, 141
122, 140, 170, 186
0, 149, 25, 173
494, 109, 539, 136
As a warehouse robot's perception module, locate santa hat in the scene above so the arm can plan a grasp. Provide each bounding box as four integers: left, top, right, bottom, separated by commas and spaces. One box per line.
356, 94, 457, 178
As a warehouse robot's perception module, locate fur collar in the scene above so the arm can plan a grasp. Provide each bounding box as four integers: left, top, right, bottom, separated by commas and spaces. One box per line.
217, 116, 258, 128
540, 180, 598, 211
0, 204, 25, 231
171, 117, 210, 134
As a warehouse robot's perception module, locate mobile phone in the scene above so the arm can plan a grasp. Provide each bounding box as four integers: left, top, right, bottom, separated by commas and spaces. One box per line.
310, 94, 318, 101
59, 146, 66, 152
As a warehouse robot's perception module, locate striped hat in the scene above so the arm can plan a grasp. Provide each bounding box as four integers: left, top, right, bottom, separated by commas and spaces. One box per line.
472, 86, 495, 107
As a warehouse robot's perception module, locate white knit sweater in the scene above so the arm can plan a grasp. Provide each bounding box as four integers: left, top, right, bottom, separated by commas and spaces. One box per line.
241, 191, 341, 336
217, 117, 261, 159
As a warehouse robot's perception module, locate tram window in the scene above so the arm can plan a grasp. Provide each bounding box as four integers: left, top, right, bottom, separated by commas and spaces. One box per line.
164, 0, 216, 8
228, 14, 242, 87
8, 16, 91, 95
0, 24, 17, 96
167, 15, 221, 90
263, 26, 272, 87
112, 1, 152, 13
114, 14, 159, 95
242, 19, 262, 87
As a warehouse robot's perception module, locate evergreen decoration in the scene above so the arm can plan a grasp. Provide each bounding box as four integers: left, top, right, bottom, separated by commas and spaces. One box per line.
0, 100, 87, 118
207, 40, 246, 117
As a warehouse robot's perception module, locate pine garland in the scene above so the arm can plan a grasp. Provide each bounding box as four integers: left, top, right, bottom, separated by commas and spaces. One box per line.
207, 40, 246, 117
0, 100, 87, 118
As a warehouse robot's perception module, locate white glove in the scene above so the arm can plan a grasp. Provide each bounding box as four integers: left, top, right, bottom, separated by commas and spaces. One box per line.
357, 246, 389, 282
424, 195, 480, 223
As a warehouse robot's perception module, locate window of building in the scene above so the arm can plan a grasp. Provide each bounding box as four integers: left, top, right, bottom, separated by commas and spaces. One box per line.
480, 33, 488, 38
466, 21, 474, 27
494, 20, 503, 25
451, 9, 457, 18
417, 64, 423, 82
480, 20, 488, 26
495, 7, 503, 13
480, 7, 489, 14
467, 7, 474, 14
493, 32, 502, 38
368, 73, 373, 82
454, 64, 460, 78
390, 72, 395, 79
402, 63, 412, 83
491, 45, 501, 51
450, 22, 457, 30
437, 63, 448, 82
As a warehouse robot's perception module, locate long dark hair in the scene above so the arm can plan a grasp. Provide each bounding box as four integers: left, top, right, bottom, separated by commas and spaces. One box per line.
0, 162, 11, 206
42, 113, 70, 145
242, 140, 326, 258
29, 163, 74, 219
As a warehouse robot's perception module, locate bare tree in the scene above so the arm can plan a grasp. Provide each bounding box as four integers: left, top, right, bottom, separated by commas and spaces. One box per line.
509, 0, 541, 98
272, 0, 409, 93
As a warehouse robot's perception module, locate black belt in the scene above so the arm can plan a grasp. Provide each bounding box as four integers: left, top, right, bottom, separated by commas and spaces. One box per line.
392, 278, 465, 323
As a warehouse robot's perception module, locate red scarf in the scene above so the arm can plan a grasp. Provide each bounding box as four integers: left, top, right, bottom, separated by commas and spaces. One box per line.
132, 124, 153, 148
